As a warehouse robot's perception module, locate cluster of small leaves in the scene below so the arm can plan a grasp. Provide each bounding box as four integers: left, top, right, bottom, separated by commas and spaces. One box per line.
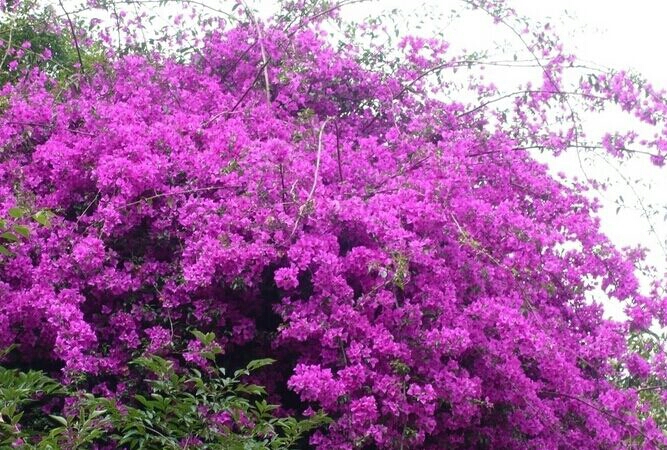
0, 346, 65, 447
1, 333, 329, 449
0, 207, 50, 257
613, 331, 667, 436
1, 1, 73, 82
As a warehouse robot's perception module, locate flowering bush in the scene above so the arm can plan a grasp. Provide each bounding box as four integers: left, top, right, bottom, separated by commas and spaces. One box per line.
3, 0, 667, 448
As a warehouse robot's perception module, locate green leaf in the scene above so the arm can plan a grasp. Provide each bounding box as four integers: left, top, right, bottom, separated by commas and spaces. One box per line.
237, 384, 266, 396
8, 207, 25, 219
0, 344, 17, 358
234, 368, 250, 378
13, 225, 29, 238
135, 394, 153, 408
191, 330, 216, 346
89, 409, 106, 419
246, 358, 276, 372
0, 232, 18, 242
201, 351, 218, 361
49, 415, 68, 427
0, 245, 11, 256
33, 210, 52, 227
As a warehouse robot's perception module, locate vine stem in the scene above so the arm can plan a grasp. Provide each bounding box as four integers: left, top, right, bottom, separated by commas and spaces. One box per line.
291, 118, 331, 237
241, 1, 271, 104
0, 20, 13, 71
58, 0, 85, 76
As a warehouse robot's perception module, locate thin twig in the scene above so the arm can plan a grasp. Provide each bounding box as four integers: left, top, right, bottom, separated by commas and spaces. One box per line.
120, 186, 228, 209
201, 109, 241, 128
363, 154, 431, 200
241, 1, 271, 104
598, 154, 667, 259
58, 0, 85, 76
465, 144, 663, 160
56, 0, 237, 21
3, 121, 96, 137
229, 58, 270, 113
541, 390, 656, 447
291, 118, 330, 237
111, 0, 122, 54
456, 90, 605, 119
307, 118, 330, 200
335, 120, 343, 181
463, 0, 590, 182
636, 384, 667, 394
285, 0, 368, 37
0, 20, 13, 71
228, 1, 368, 114
76, 191, 101, 224
279, 163, 287, 213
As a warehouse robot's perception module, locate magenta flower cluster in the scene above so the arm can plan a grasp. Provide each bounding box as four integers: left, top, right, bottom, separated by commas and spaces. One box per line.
2, 1, 667, 448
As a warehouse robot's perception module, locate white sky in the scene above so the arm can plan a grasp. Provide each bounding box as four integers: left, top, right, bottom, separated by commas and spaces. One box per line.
509, 0, 667, 318
486, 0, 667, 273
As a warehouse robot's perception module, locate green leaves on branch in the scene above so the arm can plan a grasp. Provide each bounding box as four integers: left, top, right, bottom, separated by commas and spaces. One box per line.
0, 0, 108, 85
0, 332, 329, 449
0, 207, 52, 258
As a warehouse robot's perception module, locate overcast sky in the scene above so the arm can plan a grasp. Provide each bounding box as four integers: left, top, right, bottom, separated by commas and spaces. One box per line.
491, 0, 667, 276
511, 0, 667, 318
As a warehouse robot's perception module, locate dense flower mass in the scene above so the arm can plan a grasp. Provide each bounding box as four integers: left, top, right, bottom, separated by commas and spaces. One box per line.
2, 0, 667, 448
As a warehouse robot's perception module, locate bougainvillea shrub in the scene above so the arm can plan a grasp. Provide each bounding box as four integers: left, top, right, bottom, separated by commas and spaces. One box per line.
2, 0, 667, 448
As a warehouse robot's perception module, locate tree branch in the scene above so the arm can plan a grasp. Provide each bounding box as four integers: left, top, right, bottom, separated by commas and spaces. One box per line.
58, 0, 85, 76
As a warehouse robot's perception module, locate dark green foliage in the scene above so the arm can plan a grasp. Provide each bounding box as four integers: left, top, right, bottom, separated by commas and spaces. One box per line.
617, 331, 667, 432
0, 0, 106, 85
0, 335, 330, 449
